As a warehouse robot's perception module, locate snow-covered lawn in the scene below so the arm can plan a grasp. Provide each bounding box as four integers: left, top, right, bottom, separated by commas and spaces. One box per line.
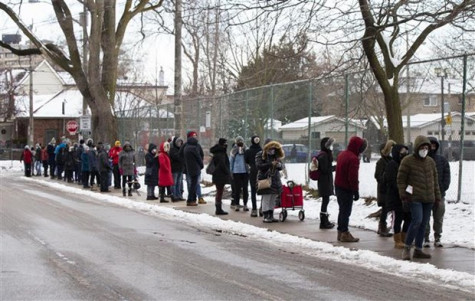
2, 160, 475, 291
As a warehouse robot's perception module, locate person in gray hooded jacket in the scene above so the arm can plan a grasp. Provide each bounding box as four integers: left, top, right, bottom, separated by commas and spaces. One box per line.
119, 141, 136, 197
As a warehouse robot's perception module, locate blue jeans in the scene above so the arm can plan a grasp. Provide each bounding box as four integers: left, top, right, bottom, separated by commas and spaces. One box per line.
405, 201, 433, 249
336, 187, 353, 232
35, 160, 42, 175
172, 172, 183, 199
186, 173, 202, 198
186, 174, 200, 202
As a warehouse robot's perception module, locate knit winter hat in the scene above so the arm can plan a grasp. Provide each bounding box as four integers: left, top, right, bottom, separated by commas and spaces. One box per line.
251, 135, 260, 145
115, 140, 121, 147
187, 131, 197, 138
235, 136, 244, 144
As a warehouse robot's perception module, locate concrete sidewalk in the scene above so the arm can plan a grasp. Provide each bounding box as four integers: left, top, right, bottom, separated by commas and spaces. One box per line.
48, 179, 475, 275
168, 200, 475, 275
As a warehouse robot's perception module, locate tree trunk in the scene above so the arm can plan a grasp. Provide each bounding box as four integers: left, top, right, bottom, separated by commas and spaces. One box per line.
384, 86, 405, 144
89, 97, 118, 144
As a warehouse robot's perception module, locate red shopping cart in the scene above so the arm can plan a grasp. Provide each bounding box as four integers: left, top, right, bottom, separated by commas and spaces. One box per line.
277, 180, 305, 222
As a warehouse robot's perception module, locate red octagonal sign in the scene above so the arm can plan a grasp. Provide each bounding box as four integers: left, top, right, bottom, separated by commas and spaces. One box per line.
66, 120, 79, 135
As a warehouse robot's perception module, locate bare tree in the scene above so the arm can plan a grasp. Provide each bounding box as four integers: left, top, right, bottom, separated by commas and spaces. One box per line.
0, 0, 164, 143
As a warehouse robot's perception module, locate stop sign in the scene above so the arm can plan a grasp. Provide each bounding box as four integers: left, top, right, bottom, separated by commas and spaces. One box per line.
66, 120, 79, 135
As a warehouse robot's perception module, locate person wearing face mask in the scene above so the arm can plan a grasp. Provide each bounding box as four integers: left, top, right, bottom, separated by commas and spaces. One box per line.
210, 138, 232, 215
374, 140, 396, 237
144, 143, 159, 200
397, 135, 441, 260
424, 137, 450, 248
384, 144, 411, 248
230, 136, 250, 211
256, 140, 285, 223
315, 137, 337, 229
244, 135, 262, 217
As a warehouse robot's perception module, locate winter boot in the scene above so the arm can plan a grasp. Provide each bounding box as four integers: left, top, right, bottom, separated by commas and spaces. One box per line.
434, 238, 443, 248
215, 204, 228, 216
377, 222, 393, 237
393, 233, 405, 249
123, 188, 126, 197
160, 195, 169, 203
250, 209, 258, 217
269, 210, 278, 223
263, 211, 272, 223
337, 231, 342, 242
402, 246, 411, 260
198, 197, 207, 204
423, 238, 431, 248
319, 212, 335, 229
146, 196, 155, 200
128, 189, 132, 196
339, 231, 359, 242
413, 248, 431, 259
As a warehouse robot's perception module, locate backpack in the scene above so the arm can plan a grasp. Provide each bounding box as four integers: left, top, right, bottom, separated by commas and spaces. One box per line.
206, 157, 216, 175
309, 152, 322, 181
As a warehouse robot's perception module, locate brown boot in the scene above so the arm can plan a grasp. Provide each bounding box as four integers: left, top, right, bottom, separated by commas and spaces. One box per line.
393, 233, 405, 249
413, 249, 431, 259
337, 231, 342, 242
340, 231, 359, 242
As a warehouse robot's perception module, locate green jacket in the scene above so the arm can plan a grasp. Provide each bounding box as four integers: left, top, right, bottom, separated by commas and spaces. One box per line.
397, 135, 441, 203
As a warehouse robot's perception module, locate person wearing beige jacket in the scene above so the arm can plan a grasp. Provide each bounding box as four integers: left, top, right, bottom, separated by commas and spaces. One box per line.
397, 135, 441, 260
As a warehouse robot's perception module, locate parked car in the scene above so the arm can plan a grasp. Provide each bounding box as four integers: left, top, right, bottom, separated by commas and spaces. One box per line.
282, 144, 309, 163
310, 143, 343, 160
441, 140, 475, 161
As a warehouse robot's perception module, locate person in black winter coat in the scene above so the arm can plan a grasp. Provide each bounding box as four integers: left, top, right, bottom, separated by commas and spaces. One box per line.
64, 144, 77, 183
210, 138, 232, 215
256, 140, 284, 223
315, 137, 336, 229
97, 142, 112, 192
169, 137, 185, 201
374, 140, 396, 237
425, 137, 451, 247
144, 143, 159, 200
244, 135, 262, 217
182, 132, 204, 206
47, 138, 56, 178
383, 144, 410, 249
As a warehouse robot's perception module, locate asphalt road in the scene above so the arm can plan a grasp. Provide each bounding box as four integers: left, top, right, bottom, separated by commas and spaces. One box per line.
1, 176, 473, 300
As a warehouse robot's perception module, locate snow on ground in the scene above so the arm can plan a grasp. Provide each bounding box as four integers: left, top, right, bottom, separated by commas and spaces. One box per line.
1, 160, 475, 292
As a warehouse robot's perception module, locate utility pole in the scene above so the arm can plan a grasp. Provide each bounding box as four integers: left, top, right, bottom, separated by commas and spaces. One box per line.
28, 55, 34, 146
174, 0, 183, 137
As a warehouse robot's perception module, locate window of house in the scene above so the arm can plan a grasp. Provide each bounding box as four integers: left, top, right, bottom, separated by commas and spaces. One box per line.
311, 132, 320, 139
434, 131, 439, 135
427, 131, 433, 135
424, 95, 438, 106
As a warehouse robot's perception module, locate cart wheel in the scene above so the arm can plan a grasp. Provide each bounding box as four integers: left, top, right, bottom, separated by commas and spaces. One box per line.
259, 208, 263, 217
298, 210, 305, 221
279, 211, 287, 222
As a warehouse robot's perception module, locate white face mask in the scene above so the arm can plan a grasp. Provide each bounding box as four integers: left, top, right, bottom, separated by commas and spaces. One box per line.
329, 145, 333, 151
419, 149, 428, 158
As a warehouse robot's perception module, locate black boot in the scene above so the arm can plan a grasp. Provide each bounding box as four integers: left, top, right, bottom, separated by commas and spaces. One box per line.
215, 204, 228, 215
128, 189, 132, 196
320, 212, 335, 229
160, 195, 169, 203
269, 210, 278, 223
123, 188, 126, 197
377, 222, 393, 237
263, 211, 272, 223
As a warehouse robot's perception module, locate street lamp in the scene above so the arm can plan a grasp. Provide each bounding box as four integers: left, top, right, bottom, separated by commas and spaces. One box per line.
435, 67, 449, 156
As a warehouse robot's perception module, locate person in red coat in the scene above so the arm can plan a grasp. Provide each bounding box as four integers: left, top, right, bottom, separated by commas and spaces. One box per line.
334, 136, 367, 242
158, 141, 174, 203
108, 140, 123, 189
20, 145, 33, 177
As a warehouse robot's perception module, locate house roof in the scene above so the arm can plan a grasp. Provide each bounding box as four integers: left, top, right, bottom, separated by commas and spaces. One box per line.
280, 115, 366, 130
15, 88, 174, 118
369, 112, 475, 130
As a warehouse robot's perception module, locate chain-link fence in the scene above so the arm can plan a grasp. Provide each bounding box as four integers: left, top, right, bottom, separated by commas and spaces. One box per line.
118, 54, 474, 203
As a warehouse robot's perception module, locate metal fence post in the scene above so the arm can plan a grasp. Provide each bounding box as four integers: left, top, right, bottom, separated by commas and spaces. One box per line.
457, 54, 467, 203
307, 80, 313, 184
345, 74, 349, 148
245, 91, 249, 141
270, 84, 274, 139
